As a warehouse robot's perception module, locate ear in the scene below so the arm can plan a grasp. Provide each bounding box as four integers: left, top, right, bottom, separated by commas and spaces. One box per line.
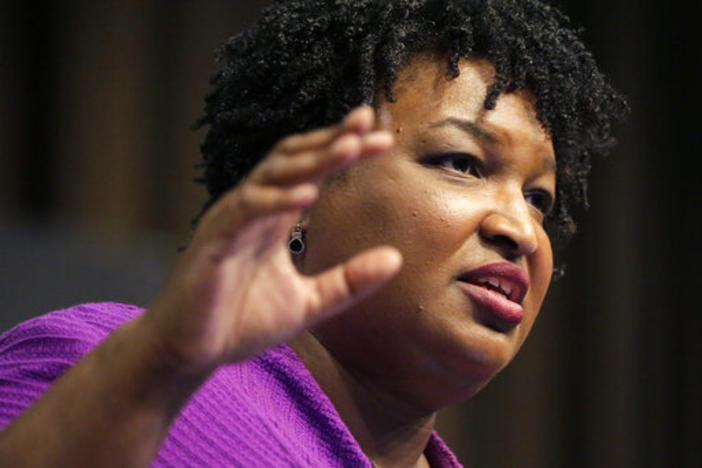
298, 212, 311, 230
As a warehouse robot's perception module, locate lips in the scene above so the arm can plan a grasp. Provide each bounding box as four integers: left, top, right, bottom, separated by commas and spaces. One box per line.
457, 262, 530, 328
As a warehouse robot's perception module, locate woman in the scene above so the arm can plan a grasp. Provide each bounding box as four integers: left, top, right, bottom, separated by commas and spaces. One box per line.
0, 0, 626, 466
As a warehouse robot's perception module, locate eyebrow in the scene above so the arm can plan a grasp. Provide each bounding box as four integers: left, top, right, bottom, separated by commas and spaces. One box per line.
429, 117, 557, 173
429, 118, 500, 145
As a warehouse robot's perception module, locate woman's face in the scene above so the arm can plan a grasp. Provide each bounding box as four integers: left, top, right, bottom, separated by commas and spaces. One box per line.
300, 55, 555, 409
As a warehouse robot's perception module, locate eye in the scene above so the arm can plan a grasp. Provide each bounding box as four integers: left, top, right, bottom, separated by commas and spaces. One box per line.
524, 190, 554, 216
424, 153, 483, 178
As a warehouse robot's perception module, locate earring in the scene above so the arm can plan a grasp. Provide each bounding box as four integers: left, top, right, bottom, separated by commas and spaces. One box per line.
288, 224, 305, 254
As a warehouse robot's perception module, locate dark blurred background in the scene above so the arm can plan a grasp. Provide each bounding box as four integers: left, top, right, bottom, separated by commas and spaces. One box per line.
1, 1, 699, 466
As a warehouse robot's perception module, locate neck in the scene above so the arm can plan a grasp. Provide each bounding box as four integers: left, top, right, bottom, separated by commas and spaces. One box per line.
289, 331, 436, 468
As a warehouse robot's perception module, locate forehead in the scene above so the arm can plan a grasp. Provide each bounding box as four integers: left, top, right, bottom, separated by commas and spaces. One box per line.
391, 54, 494, 113
383, 54, 553, 151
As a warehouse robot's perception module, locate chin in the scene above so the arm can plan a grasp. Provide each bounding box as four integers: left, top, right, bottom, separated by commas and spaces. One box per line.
414, 367, 499, 410
405, 336, 518, 409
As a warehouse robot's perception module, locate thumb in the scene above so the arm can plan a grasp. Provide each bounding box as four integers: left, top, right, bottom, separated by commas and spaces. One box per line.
301, 247, 403, 327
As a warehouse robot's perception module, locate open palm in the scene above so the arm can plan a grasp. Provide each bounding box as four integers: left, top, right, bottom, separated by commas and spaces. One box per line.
147, 107, 402, 373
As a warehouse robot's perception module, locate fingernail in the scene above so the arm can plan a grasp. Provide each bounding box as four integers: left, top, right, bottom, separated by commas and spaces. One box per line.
330, 133, 362, 158
362, 131, 394, 152
290, 183, 319, 202
344, 105, 374, 133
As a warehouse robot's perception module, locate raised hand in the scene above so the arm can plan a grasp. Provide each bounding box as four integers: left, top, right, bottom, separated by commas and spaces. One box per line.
146, 107, 402, 374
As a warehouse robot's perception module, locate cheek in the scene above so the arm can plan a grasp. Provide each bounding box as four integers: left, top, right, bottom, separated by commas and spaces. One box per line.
306, 166, 481, 289
531, 230, 554, 304
349, 172, 486, 269
519, 229, 553, 339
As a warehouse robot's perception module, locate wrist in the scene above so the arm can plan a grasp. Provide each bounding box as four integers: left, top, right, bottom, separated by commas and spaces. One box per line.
112, 312, 216, 400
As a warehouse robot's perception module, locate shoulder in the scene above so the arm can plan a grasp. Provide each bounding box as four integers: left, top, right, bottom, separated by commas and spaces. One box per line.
0, 302, 142, 359
0, 302, 142, 430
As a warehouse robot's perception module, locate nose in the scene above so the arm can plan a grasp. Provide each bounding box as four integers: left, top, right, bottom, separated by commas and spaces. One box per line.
478, 197, 538, 259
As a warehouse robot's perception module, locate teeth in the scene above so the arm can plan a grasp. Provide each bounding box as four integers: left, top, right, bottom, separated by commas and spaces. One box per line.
479, 278, 506, 297
501, 282, 513, 298
477, 277, 516, 301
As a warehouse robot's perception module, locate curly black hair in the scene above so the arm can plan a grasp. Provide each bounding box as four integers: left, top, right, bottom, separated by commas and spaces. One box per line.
195, 0, 628, 244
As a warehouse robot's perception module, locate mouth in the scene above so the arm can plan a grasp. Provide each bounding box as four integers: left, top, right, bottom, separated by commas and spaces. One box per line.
456, 262, 530, 329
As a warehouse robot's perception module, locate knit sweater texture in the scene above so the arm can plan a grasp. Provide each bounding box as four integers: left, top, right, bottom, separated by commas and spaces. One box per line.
0, 303, 462, 467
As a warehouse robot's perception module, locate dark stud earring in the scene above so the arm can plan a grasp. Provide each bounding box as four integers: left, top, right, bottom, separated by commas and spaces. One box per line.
288, 224, 305, 254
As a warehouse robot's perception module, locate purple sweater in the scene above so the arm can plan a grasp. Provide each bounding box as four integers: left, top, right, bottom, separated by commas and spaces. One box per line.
0, 303, 462, 467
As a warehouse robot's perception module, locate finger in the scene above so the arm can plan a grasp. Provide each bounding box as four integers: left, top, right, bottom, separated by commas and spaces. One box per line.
201, 183, 318, 240
343, 105, 375, 135
251, 130, 394, 186
276, 127, 342, 155
252, 133, 361, 185
301, 247, 403, 327
275, 106, 375, 154
235, 183, 319, 216
358, 130, 395, 160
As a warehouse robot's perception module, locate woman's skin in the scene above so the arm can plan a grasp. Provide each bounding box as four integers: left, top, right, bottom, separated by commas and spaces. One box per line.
290, 55, 555, 467
0, 55, 554, 468
0, 107, 398, 467
0, 106, 399, 468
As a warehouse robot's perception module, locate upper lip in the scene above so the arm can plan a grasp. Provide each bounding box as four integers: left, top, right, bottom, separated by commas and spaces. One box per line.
457, 262, 529, 304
